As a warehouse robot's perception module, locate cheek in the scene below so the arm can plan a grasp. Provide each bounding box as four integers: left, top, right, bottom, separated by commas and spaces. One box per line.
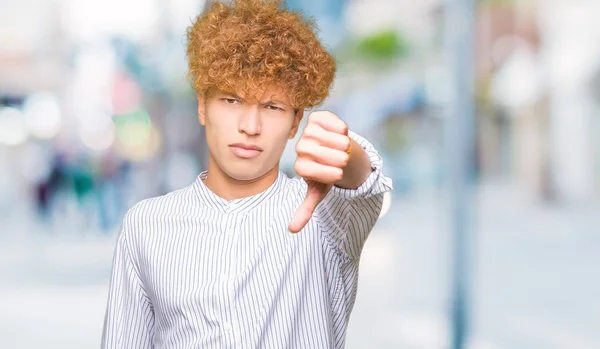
205, 111, 229, 141
266, 118, 294, 142
203, 120, 227, 158
262, 121, 294, 159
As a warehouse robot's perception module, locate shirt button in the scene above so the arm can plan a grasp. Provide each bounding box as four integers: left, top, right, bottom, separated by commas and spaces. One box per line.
226, 229, 234, 236
220, 273, 227, 282
224, 324, 232, 332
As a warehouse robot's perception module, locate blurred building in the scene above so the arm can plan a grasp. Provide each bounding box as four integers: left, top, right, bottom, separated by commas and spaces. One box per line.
476, 0, 600, 202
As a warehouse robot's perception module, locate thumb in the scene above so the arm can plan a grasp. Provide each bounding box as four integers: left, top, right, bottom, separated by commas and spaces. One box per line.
288, 181, 330, 233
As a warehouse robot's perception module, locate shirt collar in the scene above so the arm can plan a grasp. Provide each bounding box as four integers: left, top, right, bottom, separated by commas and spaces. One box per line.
192, 170, 287, 214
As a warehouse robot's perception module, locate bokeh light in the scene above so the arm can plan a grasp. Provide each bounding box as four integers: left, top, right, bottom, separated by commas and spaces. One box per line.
22, 92, 63, 140
79, 110, 116, 151
114, 108, 152, 148
113, 108, 161, 160
115, 125, 162, 161
0, 107, 29, 146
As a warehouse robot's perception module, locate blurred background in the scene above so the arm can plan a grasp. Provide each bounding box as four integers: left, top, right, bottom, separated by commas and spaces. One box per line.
1, 0, 599, 348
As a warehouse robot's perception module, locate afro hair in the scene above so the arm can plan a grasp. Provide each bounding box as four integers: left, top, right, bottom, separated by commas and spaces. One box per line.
186, 0, 336, 109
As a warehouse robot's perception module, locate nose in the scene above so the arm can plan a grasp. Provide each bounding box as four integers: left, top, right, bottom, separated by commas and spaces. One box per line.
238, 105, 262, 136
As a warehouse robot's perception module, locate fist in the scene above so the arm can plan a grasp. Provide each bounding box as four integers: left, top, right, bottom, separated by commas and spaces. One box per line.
288, 111, 352, 233
293, 111, 351, 184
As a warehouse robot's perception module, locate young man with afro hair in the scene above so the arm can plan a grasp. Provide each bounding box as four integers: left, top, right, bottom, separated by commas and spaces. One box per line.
101, 0, 393, 348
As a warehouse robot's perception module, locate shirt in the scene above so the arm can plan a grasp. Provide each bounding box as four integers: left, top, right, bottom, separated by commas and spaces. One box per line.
101, 131, 393, 349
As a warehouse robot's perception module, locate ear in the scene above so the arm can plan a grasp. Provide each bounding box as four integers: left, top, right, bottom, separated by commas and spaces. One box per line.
288, 108, 304, 139
197, 93, 206, 126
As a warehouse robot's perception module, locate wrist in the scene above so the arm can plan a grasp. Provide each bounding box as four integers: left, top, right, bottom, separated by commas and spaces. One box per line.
335, 138, 372, 190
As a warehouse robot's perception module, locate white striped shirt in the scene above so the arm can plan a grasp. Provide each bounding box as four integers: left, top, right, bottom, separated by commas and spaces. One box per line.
102, 131, 393, 349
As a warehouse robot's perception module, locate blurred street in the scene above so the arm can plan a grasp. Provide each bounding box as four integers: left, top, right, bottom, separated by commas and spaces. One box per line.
2, 0, 600, 348
1, 181, 598, 349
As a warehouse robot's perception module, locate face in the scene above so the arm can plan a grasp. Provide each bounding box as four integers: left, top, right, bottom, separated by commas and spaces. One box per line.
198, 86, 303, 182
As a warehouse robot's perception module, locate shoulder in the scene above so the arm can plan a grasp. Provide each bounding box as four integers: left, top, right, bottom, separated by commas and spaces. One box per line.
121, 185, 196, 237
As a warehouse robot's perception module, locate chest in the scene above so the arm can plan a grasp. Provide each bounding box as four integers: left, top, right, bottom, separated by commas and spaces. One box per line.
137, 206, 331, 322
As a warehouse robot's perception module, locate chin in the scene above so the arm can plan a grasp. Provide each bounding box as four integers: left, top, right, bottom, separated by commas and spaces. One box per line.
224, 166, 270, 182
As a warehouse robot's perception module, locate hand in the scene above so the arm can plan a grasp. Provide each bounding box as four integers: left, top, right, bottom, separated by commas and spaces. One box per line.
288, 111, 351, 233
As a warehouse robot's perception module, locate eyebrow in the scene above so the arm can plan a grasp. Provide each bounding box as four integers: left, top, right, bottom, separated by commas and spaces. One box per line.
263, 98, 285, 105
222, 92, 245, 100
220, 92, 297, 112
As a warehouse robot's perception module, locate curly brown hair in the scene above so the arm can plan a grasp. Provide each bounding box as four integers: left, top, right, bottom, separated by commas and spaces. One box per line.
186, 0, 336, 109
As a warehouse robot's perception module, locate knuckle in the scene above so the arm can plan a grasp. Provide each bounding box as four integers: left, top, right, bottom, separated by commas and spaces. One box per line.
293, 160, 304, 175
310, 110, 328, 122
325, 110, 338, 119
341, 123, 349, 135
334, 168, 344, 182
342, 137, 351, 150
295, 140, 308, 155
341, 153, 350, 167
303, 124, 317, 139
323, 111, 336, 122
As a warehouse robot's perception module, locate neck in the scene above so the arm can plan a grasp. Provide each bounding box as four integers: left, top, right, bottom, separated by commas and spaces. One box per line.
203, 156, 280, 200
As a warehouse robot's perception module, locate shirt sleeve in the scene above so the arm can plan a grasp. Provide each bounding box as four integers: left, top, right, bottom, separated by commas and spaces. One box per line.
315, 130, 393, 261
101, 212, 155, 349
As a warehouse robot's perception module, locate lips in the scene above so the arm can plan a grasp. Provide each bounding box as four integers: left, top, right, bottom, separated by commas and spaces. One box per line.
229, 143, 263, 151
229, 143, 263, 159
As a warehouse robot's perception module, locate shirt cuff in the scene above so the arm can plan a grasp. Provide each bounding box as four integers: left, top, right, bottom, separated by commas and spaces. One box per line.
330, 130, 393, 200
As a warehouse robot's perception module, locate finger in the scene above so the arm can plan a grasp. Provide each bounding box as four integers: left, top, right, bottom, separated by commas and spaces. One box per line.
303, 123, 351, 152
288, 183, 328, 233
294, 157, 344, 184
296, 141, 349, 168
308, 111, 348, 135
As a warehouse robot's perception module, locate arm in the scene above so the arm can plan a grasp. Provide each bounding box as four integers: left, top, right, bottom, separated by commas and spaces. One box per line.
316, 130, 393, 261
335, 135, 372, 190
101, 213, 154, 349
289, 110, 393, 259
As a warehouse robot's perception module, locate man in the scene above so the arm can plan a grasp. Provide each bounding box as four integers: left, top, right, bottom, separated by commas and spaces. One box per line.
101, 0, 392, 348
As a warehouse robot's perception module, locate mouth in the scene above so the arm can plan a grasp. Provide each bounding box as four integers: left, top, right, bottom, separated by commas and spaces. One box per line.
229, 143, 263, 159
229, 143, 263, 151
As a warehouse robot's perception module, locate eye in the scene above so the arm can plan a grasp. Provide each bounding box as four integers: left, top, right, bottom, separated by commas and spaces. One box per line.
266, 104, 282, 111
222, 98, 240, 104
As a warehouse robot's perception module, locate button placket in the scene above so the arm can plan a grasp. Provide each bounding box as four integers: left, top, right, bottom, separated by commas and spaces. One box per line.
219, 214, 235, 342
220, 212, 242, 345
224, 323, 232, 332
